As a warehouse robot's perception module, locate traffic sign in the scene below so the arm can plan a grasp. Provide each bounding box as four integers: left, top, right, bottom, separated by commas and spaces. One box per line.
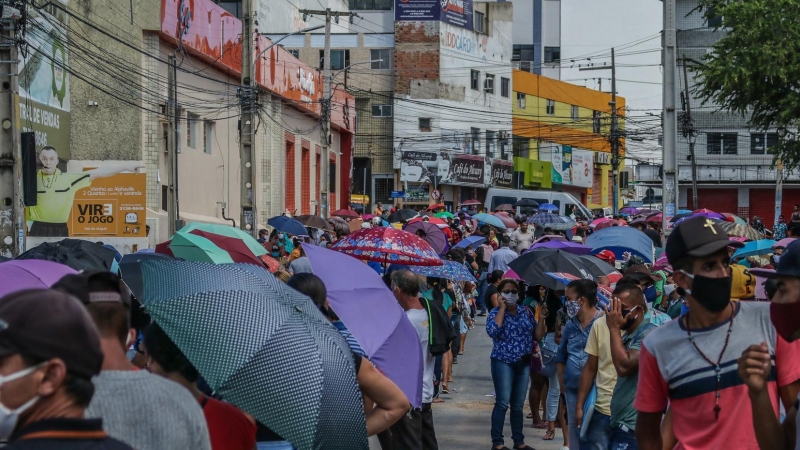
431, 189, 441, 200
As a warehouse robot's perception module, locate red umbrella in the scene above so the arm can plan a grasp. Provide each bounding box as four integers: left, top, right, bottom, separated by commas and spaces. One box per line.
427, 203, 446, 211
594, 219, 624, 230
155, 240, 174, 257
491, 212, 518, 229
644, 212, 663, 223
332, 209, 360, 219
331, 227, 443, 266
187, 230, 264, 266
461, 199, 482, 206
259, 254, 281, 273
408, 216, 447, 226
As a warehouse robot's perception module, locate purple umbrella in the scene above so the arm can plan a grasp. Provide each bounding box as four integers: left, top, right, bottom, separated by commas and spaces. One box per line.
303, 245, 424, 408
673, 211, 726, 227
528, 239, 592, 255
403, 221, 449, 255
0, 260, 78, 298
620, 207, 640, 215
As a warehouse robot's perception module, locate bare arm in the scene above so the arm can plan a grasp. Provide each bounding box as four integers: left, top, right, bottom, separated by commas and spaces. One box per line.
357, 360, 411, 436
575, 354, 598, 428
780, 379, 800, 411
660, 407, 676, 450
636, 412, 664, 450
535, 313, 547, 341
494, 302, 507, 328
88, 164, 143, 180
605, 300, 641, 377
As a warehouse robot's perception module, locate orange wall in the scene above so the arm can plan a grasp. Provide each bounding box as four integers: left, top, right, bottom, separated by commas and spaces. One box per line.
512, 70, 625, 113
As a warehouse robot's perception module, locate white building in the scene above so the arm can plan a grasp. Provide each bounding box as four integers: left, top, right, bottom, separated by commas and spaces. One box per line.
508, 0, 561, 79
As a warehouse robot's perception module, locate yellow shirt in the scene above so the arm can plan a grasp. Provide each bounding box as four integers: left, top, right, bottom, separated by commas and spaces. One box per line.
584, 315, 619, 416
28, 170, 92, 223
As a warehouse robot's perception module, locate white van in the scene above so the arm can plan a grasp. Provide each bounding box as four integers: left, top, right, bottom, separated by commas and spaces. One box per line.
484, 188, 594, 220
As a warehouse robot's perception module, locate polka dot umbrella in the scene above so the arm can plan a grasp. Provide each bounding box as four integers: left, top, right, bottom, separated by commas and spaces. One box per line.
140, 260, 368, 450
331, 227, 443, 266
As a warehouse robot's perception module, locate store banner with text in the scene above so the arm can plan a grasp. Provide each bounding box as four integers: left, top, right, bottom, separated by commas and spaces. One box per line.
491, 159, 513, 188
395, 0, 473, 30
441, 154, 487, 186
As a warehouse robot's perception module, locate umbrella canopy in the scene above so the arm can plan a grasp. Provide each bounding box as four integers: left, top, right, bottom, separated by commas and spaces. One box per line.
17, 239, 117, 272
508, 249, 596, 289
594, 219, 624, 231
434, 211, 454, 220
407, 216, 447, 227
460, 199, 482, 206
268, 216, 308, 237
494, 204, 514, 212
721, 213, 747, 225
331, 227, 443, 266
544, 272, 612, 307
406, 260, 476, 282
453, 235, 487, 250
652, 254, 673, 272
492, 212, 519, 229
303, 245, 424, 409
533, 235, 568, 245
527, 212, 576, 231
733, 240, 777, 259
140, 260, 368, 449
0, 260, 77, 298
388, 209, 419, 223
774, 238, 797, 248
118, 253, 175, 301
713, 220, 765, 241
403, 221, 449, 255
188, 230, 266, 266
332, 209, 360, 219
577, 255, 621, 280
619, 207, 640, 215
537, 203, 559, 212
296, 215, 331, 230
529, 240, 592, 255
427, 203, 446, 211
513, 199, 539, 207
643, 212, 663, 223
585, 227, 654, 263
166, 230, 235, 264
259, 254, 281, 273
327, 217, 351, 236
472, 213, 507, 229
693, 208, 724, 217
180, 222, 267, 258
361, 214, 376, 221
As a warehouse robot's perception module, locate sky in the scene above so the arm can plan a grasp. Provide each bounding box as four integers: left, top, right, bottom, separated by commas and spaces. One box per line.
560, 0, 664, 164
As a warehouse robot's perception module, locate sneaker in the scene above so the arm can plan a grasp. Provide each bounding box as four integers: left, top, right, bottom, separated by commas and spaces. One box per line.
453, 357, 458, 364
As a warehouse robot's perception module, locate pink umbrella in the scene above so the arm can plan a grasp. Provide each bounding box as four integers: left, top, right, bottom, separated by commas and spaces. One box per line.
361, 214, 376, 221
594, 219, 624, 231
403, 221, 449, 255
773, 238, 796, 248
503, 269, 522, 280
492, 212, 519, 229
331, 227, 443, 266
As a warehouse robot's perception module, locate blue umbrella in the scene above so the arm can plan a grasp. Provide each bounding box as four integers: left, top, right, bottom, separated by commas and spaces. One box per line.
585, 227, 654, 263
733, 239, 777, 258
472, 213, 507, 229
268, 216, 308, 236
527, 212, 576, 231
538, 203, 559, 212
407, 260, 476, 282
454, 235, 486, 249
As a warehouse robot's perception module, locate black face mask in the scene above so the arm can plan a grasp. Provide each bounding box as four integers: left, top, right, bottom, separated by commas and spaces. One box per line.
682, 271, 732, 313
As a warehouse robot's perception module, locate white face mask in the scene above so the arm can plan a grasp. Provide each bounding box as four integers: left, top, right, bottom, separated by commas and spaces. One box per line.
501, 292, 517, 305
0, 364, 43, 440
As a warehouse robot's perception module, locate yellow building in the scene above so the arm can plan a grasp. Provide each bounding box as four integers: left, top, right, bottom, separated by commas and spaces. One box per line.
512, 70, 625, 211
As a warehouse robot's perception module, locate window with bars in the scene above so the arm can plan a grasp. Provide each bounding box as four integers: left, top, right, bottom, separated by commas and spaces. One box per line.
593, 111, 602, 134
517, 93, 526, 109
319, 49, 350, 70
186, 112, 200, 149
370, 49, 392, 69
471, 70, 480, 91
571, 105, 579, 121
203, 121, 214, 155
486, 130, 496, 158
419, 118, 431, 132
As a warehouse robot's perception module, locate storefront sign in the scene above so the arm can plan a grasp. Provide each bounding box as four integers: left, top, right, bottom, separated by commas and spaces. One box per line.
405, 184, 430, 202
491, 159, 513, 188
395, 0, 473, 30
441, 154, 486, 185
440, 0, 473, 30
572, 150, 594, 188
547, 145, 593, 188
400, 150, 442, 183
594, 151, 611, 165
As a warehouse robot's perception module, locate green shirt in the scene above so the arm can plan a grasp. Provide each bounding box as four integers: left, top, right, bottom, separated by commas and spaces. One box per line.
421, 289, 453, 313
28, 169, 92, 223
609, 320, 657, 430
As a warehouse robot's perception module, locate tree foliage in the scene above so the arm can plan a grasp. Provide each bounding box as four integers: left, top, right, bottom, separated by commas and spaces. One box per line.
694, 0, 800, 170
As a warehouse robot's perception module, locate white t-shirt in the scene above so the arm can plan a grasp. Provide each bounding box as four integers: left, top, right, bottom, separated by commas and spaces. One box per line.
511, 229, 535, 253
406, 308, 436, 404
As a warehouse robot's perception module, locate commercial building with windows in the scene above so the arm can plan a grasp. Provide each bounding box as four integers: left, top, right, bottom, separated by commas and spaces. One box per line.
634, 0, 798, 224
512, 69, 624, 210
509, 0, 561, 79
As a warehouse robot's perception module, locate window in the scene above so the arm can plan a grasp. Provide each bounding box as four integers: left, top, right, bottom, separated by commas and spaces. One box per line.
161, 185, 168, 211
288, 49, 300, 58
471, 127, 480, 154
319, 49, 350, 70
419, 118, 431, 132
707, 132, 738, 155
517, 93, 526, 108
500, 77, 510, 98
512, 44, 535, 62
500, 138, 509, 159
186, 112, 199, 148
546, 99, 555, 115
218, 1, 243, 18
750, 133, 778, 154
707, 7, 723, 27
370, 49, 391, 69
513, 136, 530, 158
203, 121, 215, 155
371, 104, 392, 117
471, 70, 480, 91
571, 105, 579, 121
593, 111, 602, 133
544, 47, 561, 63
349, 0, 392, 10
484, 74, 495, 94
474, 11, 485, 33
486, 130, 496, 158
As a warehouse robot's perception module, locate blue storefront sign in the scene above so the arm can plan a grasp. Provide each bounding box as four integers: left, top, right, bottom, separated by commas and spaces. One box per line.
390, 190, 406, 199
395, 0, 473, 30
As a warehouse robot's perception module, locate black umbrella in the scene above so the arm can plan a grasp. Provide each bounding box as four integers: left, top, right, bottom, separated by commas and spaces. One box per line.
578, 255, 619, 278
0, 255, 9, 262
17, 239, 117, 272
513, 199, 539, 207
296, 215, 331, 230
508, 248, 596, 289
119, 253, 176, 302
388, 208, 419, 223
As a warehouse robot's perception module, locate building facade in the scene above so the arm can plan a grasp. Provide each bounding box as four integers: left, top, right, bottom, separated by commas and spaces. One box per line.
509, 0, 561, 79
512, 69, 623, 210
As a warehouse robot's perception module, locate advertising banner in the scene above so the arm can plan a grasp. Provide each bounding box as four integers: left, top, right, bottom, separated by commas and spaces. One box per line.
400, 151, 441, 183
26, 165, 146, 238
441, 154, 486, 186
441, 0, 473, 30
546, 145, 593, 188
395, 0, 473, 30
491, 159, 514, 188
571, 149, 594, 188
405, 184, 431, 202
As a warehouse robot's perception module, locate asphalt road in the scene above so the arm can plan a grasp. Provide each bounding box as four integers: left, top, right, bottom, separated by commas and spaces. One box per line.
370, 315, 569, 450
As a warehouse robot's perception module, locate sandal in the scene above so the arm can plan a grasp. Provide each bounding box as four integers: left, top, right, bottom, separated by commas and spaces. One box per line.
432, 398, 445, 403
543, 430, 555, 441
442, 385, 450, 394
526, 413, 533, 419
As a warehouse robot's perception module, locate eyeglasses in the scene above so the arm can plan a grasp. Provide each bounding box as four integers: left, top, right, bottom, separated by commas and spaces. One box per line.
501, 290, 518, 295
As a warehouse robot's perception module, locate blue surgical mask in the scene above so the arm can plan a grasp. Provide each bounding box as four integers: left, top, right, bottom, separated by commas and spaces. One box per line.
643, 285, 657, 303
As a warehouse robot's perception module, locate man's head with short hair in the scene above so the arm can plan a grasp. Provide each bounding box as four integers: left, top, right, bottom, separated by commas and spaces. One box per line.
391, 269, 421, 298
38, 146, 59, 175
144, 323, 198, 383
500, 235, 511, 247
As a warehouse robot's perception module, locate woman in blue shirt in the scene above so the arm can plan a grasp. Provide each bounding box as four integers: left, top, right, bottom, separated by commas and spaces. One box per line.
487, 279, 547, 450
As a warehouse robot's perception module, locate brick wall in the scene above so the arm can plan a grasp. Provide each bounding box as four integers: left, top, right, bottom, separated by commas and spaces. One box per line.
394, 21, 441, 96
355, 93, 394, 174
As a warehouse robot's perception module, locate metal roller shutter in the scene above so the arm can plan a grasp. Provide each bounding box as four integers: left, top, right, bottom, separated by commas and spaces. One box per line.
750, 187, 800, 224
687, 188, 738, 213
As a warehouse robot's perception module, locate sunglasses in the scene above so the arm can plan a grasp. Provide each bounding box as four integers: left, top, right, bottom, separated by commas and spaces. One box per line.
501, 290, 518, 295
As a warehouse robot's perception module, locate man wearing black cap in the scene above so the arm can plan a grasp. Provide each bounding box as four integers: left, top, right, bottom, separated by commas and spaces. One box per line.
738, 239, 800, 450
52, 272, 212, 450
0, 289, 132, 449
633, 216, 800, 450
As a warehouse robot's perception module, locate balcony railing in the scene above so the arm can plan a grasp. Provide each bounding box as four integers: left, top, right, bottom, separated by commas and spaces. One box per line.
635, 164, 791, 183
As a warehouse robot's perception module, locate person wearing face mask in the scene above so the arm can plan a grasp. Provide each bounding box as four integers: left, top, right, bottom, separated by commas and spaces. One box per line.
771, 245, 786, 266
604, 284, 656, 450
774, 216, 787, 240
618, 271, 671, 326
662, 283, 683, 319
486, 279, 547, 450
634, 216, 800, 450
51, 273, 212, 450
0, 289, 133, 449
555, 279, 603, 450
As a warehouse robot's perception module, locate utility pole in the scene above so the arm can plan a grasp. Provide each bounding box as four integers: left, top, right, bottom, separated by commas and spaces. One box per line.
662, 0, 678, 235
776, 159, 784, 226
0, 19, 21, 257
240, 0, 255, 234
680, 56, 698, 210
167, 55, 179, 236
298, 8, 357, 219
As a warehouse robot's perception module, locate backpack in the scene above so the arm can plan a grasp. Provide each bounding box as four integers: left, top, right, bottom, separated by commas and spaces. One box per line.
421, 298, 458, 356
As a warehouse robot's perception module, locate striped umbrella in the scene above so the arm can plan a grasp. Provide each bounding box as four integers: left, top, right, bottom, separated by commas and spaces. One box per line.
538, 203, 559, 212
527, 212, 576, 231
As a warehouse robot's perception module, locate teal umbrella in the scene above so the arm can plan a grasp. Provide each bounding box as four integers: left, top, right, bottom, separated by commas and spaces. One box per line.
733, 239, 777, 258
179, 222, 267, 257
472, 212, 507, 229
141, 260, 368, 450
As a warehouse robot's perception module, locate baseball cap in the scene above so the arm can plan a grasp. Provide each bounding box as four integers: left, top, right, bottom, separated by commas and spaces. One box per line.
729, 264, 756, 300
595, 250, 616, 264
624, 265, 660, 282
752, 239, 800, 279
0, 289, 103, 379
665, 216, 743, 265
52, 271, 131, 308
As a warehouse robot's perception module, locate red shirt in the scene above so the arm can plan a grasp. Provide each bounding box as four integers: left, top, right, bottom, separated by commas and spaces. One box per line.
200, 396, 257, 450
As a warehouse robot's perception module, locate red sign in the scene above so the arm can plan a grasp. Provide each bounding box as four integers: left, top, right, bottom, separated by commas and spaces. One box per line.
161, 0, 354, 131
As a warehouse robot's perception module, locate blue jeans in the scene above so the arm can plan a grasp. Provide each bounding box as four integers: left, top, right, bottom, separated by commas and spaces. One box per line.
565, 390, 580, 450
608, 426, 637, 450
580, 411, 610, 450
490, 358, 530, 447
477, 271, 488, 312
545, 370, 560, 422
